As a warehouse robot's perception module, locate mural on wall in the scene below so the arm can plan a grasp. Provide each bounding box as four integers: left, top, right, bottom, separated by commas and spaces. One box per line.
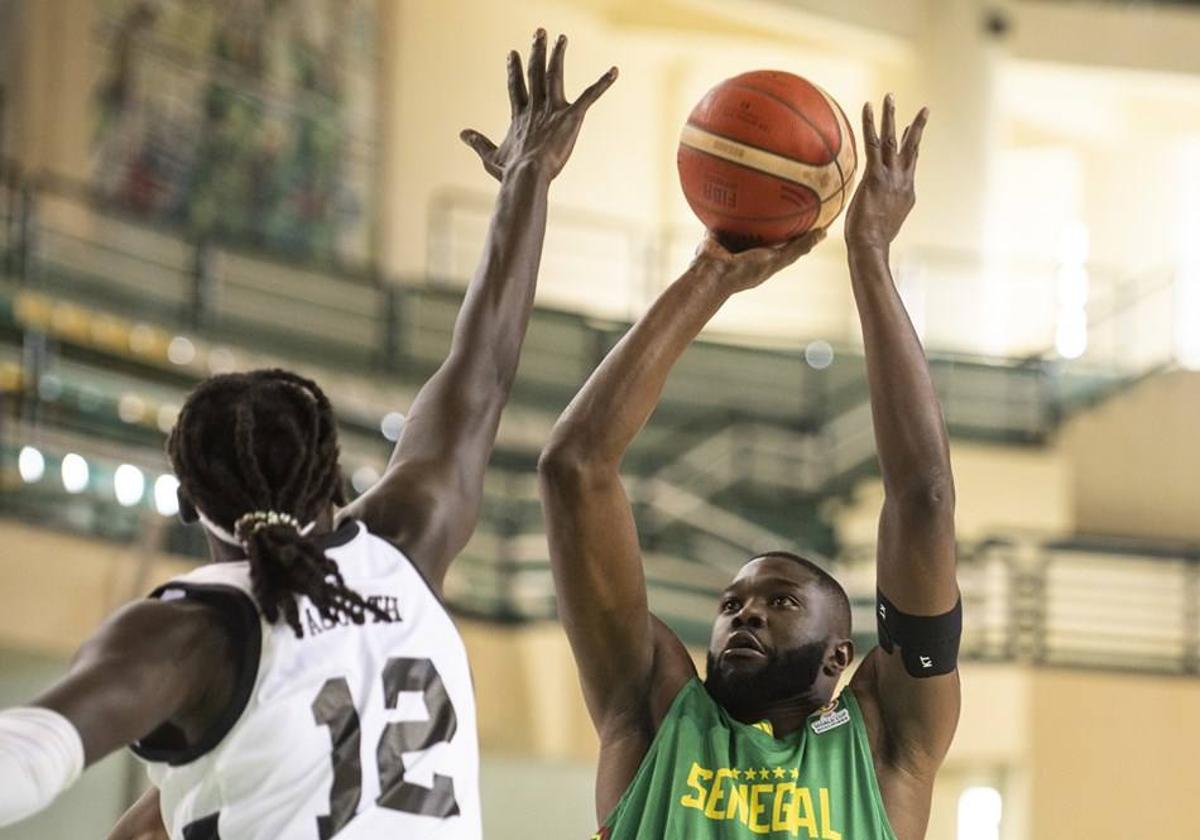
92, 0, 377, 263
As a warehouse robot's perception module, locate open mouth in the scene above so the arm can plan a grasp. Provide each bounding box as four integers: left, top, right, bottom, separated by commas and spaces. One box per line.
724, 631, 767, 657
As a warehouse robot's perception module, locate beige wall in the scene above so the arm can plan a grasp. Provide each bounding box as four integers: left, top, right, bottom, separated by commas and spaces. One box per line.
1060, 370, 1200, 542
379, 0, 667, 248
5, 0, 96, 179
1011, 0, 1200, 77
833, 370, 1200, 549
377, 0, 884, 329
0, 519, 191, 656
1029, 669, 1200, 838
460, 619, 601, 762
831, 440, 1076, 546
925, 664, 1200, 839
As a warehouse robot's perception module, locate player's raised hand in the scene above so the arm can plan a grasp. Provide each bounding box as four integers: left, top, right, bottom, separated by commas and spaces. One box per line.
845, 94, 928, 251
461, 29, 618, 182
693, 227, 826, 293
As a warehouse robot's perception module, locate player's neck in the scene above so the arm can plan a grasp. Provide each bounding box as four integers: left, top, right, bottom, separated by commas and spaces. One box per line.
728, 693, 824, 738
204, 506, 337, 563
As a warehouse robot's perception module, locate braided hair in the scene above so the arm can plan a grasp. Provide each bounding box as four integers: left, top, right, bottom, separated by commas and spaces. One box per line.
167, 369, 384, 637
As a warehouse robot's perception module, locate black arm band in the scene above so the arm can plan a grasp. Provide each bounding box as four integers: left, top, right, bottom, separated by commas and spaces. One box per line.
876, 589, 962, 677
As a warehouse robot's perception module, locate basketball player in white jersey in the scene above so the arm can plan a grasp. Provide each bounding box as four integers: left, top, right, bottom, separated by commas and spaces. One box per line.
0, 30, 617, 839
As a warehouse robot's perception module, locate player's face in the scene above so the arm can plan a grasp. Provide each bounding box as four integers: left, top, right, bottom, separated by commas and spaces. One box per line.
703, 556, 837, 709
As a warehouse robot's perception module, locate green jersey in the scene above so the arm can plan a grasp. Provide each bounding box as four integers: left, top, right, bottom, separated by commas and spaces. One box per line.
594, 679, 896, 840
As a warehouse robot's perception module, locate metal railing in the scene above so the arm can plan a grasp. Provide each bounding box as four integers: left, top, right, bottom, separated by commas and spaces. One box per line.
0, 155, 1172, 583
4, 157, 1197, 680
0, 160, 1157, 438
455, 528, 1200, 677
437, 187, 1182, 375
6, 438, 1197, 677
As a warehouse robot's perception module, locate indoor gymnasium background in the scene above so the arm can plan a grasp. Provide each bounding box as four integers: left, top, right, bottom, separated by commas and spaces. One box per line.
1, 1, 1199, 838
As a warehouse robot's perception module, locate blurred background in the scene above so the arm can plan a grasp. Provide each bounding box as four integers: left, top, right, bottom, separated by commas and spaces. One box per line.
0, 0, 1198, 837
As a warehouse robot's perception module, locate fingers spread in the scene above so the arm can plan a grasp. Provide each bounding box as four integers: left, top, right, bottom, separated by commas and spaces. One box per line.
901, 106, 929, 168
507, 51, 528, 116
460, 129, 498, 162
572, 66, 618, 113
881, 93, 897, 166
528, 28, 548, 110
547, 34, 567, 108
862, 101, 881, 169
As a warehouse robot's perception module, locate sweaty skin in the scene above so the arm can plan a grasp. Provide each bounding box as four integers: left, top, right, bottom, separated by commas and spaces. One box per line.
539, 95, 959, 840
32, 29, 616, 840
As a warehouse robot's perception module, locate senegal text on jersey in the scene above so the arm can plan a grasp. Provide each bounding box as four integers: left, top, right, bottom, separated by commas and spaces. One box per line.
679, 762, 842, 839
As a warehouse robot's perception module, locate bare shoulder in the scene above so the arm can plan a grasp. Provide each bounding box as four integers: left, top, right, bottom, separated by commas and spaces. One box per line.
83, 597, 232, 662
599, 616, 696, 742
848, 648, 947, 840
647, 615, 699, 726
35, 595, 240, 766
849, 648, 888, 758
593, 615, 698, 821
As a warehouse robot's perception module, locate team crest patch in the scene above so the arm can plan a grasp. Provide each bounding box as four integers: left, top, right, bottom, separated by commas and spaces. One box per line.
810, 696, 850, 734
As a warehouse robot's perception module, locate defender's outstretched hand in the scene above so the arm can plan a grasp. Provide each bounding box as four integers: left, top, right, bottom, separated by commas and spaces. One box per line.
845, 94, 928, 251
693, 227, 826, 294
461, 29, 618, 181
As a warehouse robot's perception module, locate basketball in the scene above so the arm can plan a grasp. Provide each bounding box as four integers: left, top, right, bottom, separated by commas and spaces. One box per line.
677, 70, 857, 249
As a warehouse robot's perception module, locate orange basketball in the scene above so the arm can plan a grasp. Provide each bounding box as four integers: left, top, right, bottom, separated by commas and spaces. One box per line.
678, 70, 857, 249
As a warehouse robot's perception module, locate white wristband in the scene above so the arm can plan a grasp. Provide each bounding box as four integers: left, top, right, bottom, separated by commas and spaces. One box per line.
0, 707, 85, 827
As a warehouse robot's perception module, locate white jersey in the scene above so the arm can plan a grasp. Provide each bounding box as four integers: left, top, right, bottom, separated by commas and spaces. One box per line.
132, 519, 481, 840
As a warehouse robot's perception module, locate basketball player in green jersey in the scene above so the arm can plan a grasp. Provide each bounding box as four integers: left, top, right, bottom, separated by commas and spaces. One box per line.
539, 95, 959, 840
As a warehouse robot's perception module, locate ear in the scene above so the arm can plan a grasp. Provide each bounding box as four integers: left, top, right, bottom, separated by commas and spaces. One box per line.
177, 489, 199, 525
825, 639, 855, 676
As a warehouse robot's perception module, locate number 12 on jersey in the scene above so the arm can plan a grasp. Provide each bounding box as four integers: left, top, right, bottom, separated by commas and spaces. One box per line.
312, 657, 460, 839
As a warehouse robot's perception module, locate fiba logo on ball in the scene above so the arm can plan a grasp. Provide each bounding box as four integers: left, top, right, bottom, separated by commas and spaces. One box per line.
678, 70, 857, 248
703, 179, 737, 209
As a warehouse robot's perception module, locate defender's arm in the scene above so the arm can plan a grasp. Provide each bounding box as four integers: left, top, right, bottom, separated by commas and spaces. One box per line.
344, 31, 616, 590
2, 600, 226, 827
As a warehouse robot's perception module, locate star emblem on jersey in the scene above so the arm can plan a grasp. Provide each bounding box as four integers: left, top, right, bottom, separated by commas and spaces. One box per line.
773, 767, 785, 779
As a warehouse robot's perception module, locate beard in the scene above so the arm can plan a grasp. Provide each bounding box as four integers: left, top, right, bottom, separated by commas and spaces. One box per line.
704, 640, 827, 718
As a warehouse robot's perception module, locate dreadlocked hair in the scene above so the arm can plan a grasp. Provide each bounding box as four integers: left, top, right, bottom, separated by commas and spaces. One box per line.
167, 368, 386, 637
